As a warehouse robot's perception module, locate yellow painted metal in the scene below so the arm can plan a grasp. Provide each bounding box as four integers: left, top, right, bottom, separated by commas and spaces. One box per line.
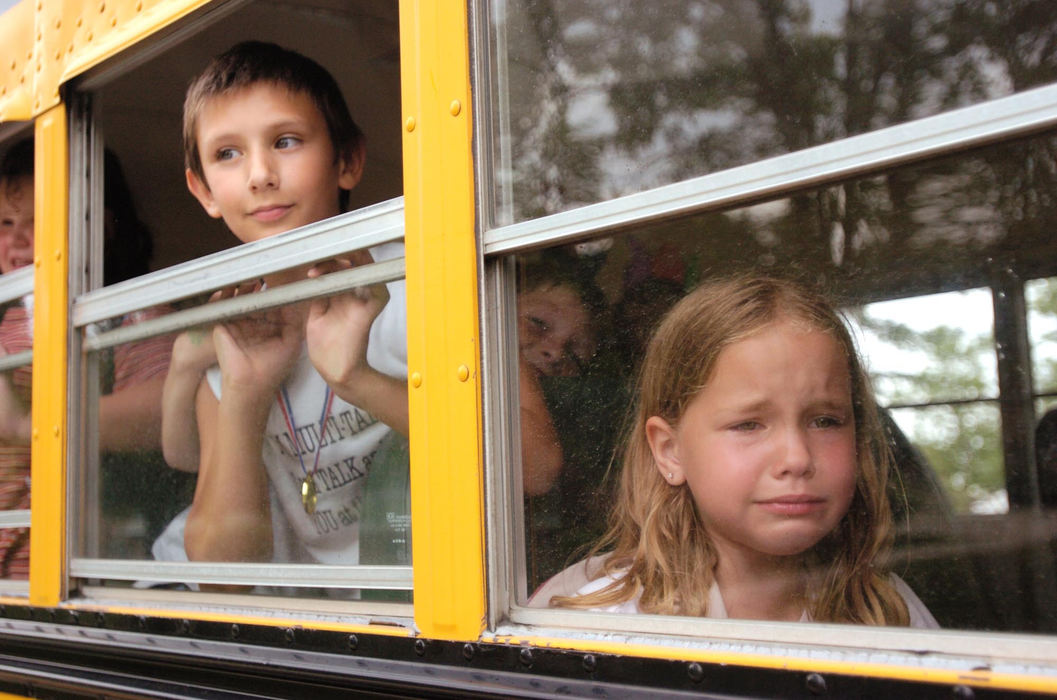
400, 0, 484, 640
28, 105, 68, 607
0, 1, 35, 122
0, 0, 212, 122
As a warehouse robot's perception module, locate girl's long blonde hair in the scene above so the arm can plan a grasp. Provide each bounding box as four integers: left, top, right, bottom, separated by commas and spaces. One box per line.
555, 275, 909, 625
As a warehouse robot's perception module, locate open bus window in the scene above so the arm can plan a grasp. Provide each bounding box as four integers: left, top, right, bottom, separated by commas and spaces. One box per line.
513, 129, 1057, 633
68, 2, 410, 602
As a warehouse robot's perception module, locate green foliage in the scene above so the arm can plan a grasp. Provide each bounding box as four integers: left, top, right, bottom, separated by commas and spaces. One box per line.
859, 306, 1004, 512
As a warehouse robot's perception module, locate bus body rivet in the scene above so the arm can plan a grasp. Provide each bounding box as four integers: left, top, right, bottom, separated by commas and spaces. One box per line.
414, 639, 426, 656
34, 258, 40, 268
405, 116, 416, 132
52, 426, 58, 436
582, 654, 596, 673
457, 365, 469, 382
806, 672, 827, 695
347, 634, 358, 651
410, 372, 422, 388
952, 686, 974, 700
462, 643, 474, 661
687, 662, 704, 682
31, 430, 38, 440
285, 628, 295, 645
180, 619, 191, 635
519, 648, 533, 666
230, 624, 240, 639
55, 250, 61, 260
449, 100, 461, 116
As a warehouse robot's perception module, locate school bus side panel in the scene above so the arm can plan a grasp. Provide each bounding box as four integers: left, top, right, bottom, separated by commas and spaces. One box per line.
400, 0, 485, 640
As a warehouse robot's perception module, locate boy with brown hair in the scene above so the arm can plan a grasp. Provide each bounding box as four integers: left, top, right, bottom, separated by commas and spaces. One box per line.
171, 41, 407, 566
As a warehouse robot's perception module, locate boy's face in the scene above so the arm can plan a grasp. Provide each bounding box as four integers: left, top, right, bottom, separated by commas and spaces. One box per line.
186, 83, 362, 244
518, 283, 596, 377
0, 176, 34, 274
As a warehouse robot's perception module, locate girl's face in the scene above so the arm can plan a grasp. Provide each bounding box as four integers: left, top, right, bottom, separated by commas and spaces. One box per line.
518, 283, 595, 377
646, 320, 857, 569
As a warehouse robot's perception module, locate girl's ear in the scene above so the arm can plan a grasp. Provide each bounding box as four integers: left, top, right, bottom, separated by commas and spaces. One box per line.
338, 142, 365, 191
185, 169, 222, 219
645, 416, 686, 485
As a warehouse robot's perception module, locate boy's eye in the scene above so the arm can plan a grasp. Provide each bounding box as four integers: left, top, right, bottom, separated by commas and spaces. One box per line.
730, 421, 761, 432
275, 136, 300, 150
529, 316, 549, 332
214, 147, 238, 162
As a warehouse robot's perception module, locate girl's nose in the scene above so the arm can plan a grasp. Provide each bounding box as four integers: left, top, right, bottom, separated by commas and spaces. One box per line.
775, 427, 814, 478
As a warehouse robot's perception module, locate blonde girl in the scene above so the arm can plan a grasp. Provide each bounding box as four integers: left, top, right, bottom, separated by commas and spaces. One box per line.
553, 275, 936, 626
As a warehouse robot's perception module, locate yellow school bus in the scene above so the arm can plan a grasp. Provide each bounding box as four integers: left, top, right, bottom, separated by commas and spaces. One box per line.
0, 0, 1054, 696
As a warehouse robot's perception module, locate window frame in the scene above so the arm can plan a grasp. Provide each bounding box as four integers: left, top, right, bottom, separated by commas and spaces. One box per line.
475, 2, 1057, 663
60, 19, 413, 607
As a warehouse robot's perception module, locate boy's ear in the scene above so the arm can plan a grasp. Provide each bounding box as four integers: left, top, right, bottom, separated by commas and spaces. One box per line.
337, 143, 365, 191
185, 168, 222, 219
645, 416, 686, 485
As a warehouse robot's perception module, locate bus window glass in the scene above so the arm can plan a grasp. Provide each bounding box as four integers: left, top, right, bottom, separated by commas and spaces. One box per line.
517, 130, 1057, 633
851, 290, 1005, 514
485, 1, 1057, 225
78, 274, 410, 600
0, 134, 37, 584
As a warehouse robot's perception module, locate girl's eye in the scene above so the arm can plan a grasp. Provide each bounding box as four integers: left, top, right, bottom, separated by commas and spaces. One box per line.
730, 421, 761, 432
529, 316, 549, 332
811, 415, 844, 429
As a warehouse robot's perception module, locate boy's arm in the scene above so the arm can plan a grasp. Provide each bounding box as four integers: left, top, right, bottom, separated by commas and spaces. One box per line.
161, 329, 217, 472
519, 356, 562, 496
306, 264, 409, 437
184, 306, 303, 563
97, 376, 166, 452
184, 376, 274, 563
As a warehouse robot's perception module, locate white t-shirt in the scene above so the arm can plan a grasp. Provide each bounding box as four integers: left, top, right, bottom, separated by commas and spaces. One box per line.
572, 571, 940, 628
155, 243, 407, 566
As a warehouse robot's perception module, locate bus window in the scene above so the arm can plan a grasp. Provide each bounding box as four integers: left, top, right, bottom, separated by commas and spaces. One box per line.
508, 129, 1057, 634
68, 2, 410, 604
482, 1, 1057, 225
0, 132, 33, 590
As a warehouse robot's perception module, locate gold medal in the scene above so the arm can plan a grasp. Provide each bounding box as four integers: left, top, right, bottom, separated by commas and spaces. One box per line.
301, 475, 318, 514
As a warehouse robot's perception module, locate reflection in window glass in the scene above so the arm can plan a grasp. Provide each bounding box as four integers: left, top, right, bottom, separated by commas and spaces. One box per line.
516, 131, 1057, 632
852, 289, 1005, 513
0, 300, 31, 579
486, 1, 1057, 223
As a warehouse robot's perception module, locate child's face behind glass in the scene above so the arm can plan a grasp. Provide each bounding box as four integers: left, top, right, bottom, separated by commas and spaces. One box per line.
0, 176, 34, 274
518, 283, 595, 377
646, 320, 857, 569
186, 83, 361, 244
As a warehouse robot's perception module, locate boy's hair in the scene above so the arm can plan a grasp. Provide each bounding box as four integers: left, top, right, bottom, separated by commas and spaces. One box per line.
183, 41, 364, 209
555, 275, 910, 625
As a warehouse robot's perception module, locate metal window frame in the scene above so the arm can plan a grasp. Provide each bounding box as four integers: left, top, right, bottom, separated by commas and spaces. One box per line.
63, 102, 410, 600
476, 34, 1057, 662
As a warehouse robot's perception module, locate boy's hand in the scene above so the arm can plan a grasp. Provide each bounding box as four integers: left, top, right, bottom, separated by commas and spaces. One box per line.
214, 302, 305, 397
305, 252, 389, 389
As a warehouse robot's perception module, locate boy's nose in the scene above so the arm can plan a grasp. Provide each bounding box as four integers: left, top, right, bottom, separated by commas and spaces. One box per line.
247, 150, 278, 190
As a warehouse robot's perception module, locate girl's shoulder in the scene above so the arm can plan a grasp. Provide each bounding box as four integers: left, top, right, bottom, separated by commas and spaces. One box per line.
890, 573, 940, 629
573, 571, 640, 614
